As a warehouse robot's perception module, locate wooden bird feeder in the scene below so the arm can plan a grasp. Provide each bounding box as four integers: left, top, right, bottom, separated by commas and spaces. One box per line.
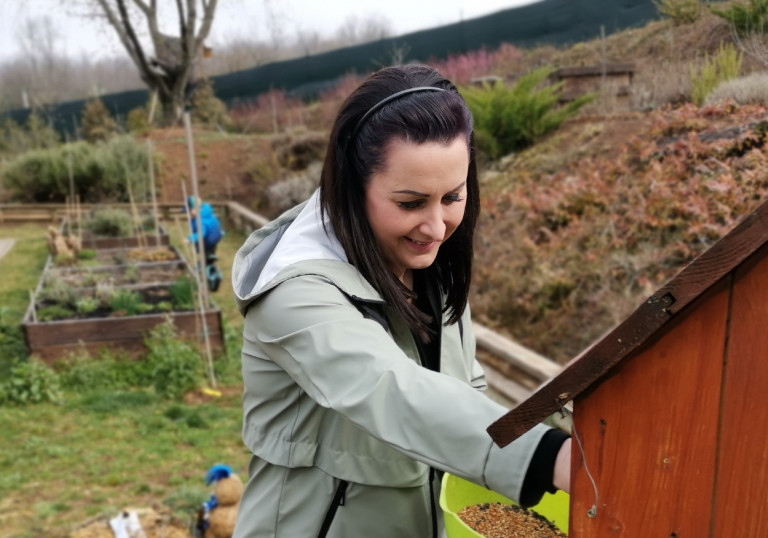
488, 197, 768, 535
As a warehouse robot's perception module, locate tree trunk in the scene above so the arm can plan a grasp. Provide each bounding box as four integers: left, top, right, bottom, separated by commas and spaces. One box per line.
91, 0, 219, 125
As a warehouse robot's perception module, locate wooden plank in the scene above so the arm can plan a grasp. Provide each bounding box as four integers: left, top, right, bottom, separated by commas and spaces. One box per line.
570, 280, 729, 537
80, 233, 170, 249
226, 201, 269, 230
0, 203, 228, 224
24, 310, 221, 344
30, 335, 225, 363
713, 245, 768, 536
488, 292, 674, 446
474, 322, 561, 382
480, 362, 535, 406
487, 199, 768, 447
23, 310, 224, 361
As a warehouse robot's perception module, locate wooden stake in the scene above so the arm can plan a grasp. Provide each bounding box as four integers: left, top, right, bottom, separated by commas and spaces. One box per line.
66, 135, 75, 227
148, 90, 158, 126
124, 164, 146, 250
29, 290, 37, 323
76, 195, 82, 243
183, 112, 209, 308
147, 140, 161, 246
180, 116, 217, 389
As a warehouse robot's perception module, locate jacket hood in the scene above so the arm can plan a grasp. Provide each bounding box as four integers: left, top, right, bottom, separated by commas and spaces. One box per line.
232, 189, 381, 315
199, 203, 214, 219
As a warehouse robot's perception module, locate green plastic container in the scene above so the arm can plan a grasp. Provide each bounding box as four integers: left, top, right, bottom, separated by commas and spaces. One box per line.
440, 473, 569, 536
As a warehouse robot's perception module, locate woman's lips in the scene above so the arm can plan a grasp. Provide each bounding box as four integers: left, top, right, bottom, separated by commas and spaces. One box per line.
406, 237, 437, 252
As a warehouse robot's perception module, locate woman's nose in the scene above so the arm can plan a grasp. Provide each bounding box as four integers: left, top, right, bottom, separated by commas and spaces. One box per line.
418, 206, 446, 239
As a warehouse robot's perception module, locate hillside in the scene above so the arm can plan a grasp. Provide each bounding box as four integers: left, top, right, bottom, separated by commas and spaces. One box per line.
140, 7, 768, 363
0, 6, 755, 365
1, 6, 767, 536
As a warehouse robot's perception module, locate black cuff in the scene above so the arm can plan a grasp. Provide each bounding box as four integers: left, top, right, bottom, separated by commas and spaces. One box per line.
518, 429, 570, 508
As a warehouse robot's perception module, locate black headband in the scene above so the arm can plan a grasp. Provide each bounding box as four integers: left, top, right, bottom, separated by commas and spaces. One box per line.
352, 86, 446, 136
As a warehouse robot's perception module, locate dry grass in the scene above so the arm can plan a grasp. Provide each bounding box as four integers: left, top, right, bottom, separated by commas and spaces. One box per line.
706, 71, 768, 104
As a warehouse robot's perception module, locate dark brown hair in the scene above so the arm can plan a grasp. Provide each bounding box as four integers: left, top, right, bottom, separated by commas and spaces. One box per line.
320, 64, 479, 339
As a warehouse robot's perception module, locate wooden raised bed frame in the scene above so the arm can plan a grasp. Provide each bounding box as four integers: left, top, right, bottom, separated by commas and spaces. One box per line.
23, 245, 225, 362
22, 308, 224, 362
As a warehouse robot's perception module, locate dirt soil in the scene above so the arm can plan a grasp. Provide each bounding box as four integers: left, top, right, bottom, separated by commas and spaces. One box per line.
147, 127, 272, 208
70, 507, 190, 538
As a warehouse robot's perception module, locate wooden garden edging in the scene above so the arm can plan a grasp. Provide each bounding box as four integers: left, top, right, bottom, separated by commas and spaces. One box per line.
23, 244, 225, 362
0, 202, 228, 223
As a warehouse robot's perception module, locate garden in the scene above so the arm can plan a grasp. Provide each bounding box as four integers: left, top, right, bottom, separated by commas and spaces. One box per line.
0, 217, 247, 537
2, 1, 768, 536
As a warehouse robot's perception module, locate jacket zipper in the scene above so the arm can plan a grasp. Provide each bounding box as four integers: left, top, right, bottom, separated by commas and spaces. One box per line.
317, 479, 349, 538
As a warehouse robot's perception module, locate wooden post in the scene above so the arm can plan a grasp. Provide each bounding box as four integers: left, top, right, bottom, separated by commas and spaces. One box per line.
147, 140, 161, 246
66, 136, 75, 231
124, 159, 146, 250
182, 112, 217, 389
148, 90, 158, 126
29, 290, 37, 323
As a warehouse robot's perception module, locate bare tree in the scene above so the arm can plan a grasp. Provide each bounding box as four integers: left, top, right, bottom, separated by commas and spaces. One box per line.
11, 16, 69, 108
334, 13, 393, 46
88, 0, 220, 124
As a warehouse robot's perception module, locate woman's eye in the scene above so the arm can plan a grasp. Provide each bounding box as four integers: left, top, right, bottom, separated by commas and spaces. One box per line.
442, 193, 464, 204
398, 200, 423, 210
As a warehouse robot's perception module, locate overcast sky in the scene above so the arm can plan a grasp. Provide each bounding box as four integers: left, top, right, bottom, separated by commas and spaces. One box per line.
0, 0, 541, 62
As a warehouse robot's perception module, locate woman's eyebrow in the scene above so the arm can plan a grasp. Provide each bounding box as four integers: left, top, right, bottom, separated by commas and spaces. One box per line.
393, 181, 466, 197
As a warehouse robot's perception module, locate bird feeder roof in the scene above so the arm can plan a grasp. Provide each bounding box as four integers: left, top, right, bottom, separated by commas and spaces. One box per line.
487, 197, 768, 447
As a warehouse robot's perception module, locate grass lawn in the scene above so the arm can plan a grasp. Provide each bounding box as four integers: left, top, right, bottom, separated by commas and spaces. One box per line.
0, 220, 252, 538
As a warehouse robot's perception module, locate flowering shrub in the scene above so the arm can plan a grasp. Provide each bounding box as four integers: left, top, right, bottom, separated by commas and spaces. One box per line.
229, 90, 307, 134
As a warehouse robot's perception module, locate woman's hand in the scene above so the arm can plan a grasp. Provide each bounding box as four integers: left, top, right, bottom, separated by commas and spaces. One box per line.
552, 437, 571, 493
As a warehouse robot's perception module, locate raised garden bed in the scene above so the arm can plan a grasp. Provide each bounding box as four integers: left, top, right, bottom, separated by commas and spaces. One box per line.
44, 260, 189, 289
52, 245, 182, 268
77, 227, 170, 249
22, 307, 224, 362
23, 245, 224, 362
61, 206, 170, 250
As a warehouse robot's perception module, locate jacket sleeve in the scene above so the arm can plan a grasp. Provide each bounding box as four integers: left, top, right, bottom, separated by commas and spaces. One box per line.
243, 273, 551, 503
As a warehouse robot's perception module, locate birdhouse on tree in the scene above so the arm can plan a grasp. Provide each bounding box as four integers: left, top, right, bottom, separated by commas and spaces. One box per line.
488, 197, 768, 536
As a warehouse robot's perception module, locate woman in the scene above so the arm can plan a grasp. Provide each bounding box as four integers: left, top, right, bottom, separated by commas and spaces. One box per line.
231, 64, 571, 537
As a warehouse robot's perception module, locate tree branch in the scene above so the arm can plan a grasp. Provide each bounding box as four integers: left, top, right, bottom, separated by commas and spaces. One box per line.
195, 0, 218, 49
176, 0, 188, 59
112, 0, 168, 92
185, 0, 196, 60
129, 0, 151, 17
130, 0, 159, 37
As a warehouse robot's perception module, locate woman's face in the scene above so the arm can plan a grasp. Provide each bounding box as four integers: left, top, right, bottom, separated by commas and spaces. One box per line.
364, 136, 469, 286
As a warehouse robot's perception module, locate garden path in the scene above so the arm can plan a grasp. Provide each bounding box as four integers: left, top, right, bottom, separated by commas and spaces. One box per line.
0, 238, 15, 262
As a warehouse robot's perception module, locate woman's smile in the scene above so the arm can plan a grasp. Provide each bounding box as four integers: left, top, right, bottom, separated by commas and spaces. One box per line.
364, 136, 469, 285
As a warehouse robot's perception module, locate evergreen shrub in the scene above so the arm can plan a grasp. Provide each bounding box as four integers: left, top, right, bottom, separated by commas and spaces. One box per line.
1, 136, 150, 203
653, 0, 702, 25
460, 67, 594, 159
81, 98, 119, 143
86, 207, 134, 237
711, 0, 768, 35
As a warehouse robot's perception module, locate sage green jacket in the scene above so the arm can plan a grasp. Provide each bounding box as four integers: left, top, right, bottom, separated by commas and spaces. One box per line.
231, 190, 551, 537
